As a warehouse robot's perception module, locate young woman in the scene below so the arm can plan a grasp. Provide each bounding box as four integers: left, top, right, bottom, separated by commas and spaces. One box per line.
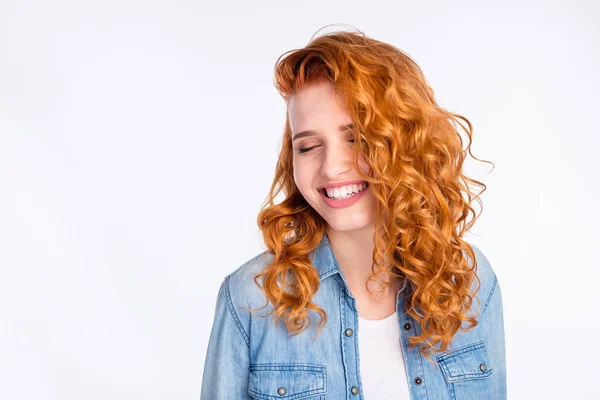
200, 28, 506, 400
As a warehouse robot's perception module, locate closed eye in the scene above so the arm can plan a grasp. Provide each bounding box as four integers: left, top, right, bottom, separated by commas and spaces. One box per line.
298, 140, 355, 154
298, 145, 319, 154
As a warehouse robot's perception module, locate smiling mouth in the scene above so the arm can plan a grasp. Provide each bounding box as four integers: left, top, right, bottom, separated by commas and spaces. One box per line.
319, 182, 369, 199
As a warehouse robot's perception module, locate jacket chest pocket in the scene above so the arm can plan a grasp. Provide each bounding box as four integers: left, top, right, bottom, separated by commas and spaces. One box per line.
248, 363, 327, 400
437, 341, 495, 399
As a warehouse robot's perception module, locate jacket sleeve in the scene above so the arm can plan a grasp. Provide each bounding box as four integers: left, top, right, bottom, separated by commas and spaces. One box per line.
200, 275, 251, 400
479, 266, 507, 399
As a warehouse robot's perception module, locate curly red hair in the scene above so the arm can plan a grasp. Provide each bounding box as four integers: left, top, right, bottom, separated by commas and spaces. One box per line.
246, 26, 494, 356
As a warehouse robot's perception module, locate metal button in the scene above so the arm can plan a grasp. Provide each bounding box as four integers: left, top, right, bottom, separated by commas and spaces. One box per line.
277, 386, 287, 396
403, 322, 412, 330
480, 363, 487, 372
345, 328, 353, 337
351, 386, 359, 395
414, 377, 423, 385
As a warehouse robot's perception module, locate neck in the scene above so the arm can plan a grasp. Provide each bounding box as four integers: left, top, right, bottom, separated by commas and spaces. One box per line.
325, 224, 402, 300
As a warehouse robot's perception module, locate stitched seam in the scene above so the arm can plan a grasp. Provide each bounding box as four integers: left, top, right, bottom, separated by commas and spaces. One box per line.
224, 274, 250, 348
323, 363, 327, 397
332, 275, 344, 289
338, 286, 350, 400
250, 364, 326, 372
448, 370, 494, 380
436, 341, 485, 362
248, 386, 326, 400
248, 365, 327, 399
352, 292, 363, 399
417, 345, 431, 399
436, 340, 494, 382
449, 382, 456, 400
480, 275, 498, 316
319, 268, 337, 280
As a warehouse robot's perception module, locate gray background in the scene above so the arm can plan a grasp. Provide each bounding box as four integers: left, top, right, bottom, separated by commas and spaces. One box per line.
1, 0, 598, 399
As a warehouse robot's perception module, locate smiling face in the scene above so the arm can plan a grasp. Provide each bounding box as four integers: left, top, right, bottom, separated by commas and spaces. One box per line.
288, 80, 378, 233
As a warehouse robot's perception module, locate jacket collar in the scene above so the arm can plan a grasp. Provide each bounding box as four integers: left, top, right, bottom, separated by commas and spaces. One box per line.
309, 232, 410, 300
310, 232, 342, 281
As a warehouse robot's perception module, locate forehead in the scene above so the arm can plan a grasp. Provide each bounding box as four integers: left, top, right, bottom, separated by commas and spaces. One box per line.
287, 81, 350, 131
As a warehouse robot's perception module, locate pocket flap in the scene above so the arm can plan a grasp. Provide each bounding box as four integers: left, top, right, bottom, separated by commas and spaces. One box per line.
437, 341, 493, 383
248, 364, 326, 399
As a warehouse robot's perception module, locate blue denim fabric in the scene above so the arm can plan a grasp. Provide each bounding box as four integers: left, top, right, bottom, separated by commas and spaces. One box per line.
200, 233, 506, 399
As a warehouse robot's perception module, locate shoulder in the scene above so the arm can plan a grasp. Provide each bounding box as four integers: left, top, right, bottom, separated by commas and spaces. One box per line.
219, 250, 274, 314
208, 251, 275, 345
465, 243, 501, 317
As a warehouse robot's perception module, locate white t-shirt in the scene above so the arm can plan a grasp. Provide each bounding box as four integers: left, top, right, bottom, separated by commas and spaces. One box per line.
357, 312, 411, 399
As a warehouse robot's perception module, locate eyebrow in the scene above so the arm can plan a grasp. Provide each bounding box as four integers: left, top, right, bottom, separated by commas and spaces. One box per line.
292, 123, 355, 141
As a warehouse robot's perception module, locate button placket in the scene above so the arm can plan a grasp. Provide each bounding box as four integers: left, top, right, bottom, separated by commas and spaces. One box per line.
397, 293, 428, 398
339, 282, 363, 399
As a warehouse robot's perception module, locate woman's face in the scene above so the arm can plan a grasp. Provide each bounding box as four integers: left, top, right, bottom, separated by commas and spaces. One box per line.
288, 80, 377, 233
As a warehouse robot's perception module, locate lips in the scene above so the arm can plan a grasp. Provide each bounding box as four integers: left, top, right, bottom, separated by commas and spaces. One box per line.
318, 182, 370, 209
319, 182, 368, 198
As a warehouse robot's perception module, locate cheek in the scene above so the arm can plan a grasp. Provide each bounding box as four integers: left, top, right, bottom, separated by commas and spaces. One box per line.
357, 154, 372, 175
292, 159, 316, 194
292, 159, 307, 189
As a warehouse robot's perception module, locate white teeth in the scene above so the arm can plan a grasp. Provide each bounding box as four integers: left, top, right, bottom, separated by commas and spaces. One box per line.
324, 183, 367, 199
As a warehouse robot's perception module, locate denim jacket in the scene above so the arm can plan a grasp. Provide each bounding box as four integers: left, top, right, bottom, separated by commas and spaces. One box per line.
200, 234, 506, 399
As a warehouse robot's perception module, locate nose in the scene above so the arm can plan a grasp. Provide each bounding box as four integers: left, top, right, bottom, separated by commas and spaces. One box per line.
319, 141, 353, 179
